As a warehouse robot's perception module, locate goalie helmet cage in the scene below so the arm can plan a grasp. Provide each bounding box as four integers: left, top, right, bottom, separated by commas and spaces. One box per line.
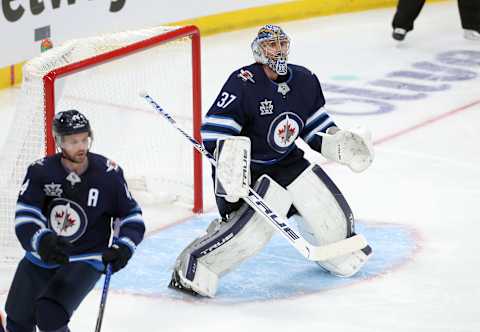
0, 25, 203, 264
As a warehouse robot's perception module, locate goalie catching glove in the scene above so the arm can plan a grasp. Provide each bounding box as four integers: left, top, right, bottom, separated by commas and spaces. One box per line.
319, 126, 374, 172
214, 137, 251, 203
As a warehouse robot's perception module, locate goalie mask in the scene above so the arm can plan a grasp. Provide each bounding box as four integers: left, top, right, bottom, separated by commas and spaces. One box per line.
53, 109, 92, 151
251, 24, 291, 75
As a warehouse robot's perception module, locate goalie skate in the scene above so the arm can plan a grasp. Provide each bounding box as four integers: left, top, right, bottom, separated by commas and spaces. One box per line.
168, 271, 199, 297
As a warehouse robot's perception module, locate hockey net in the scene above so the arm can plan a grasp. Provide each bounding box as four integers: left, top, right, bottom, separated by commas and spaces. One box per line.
0, 25, 203, 264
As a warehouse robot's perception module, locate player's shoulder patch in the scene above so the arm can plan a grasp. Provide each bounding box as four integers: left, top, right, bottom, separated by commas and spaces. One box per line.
30, 157, 46, 167
88, 152, 120, 174
106, 159, 120, 173
237, 68, 255, 84
26, 156, 54, 179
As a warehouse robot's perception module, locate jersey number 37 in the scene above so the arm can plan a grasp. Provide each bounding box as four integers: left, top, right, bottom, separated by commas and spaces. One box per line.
217, 92, 237, 109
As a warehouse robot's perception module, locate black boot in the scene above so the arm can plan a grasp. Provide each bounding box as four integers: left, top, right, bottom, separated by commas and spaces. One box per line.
392, 28, 407, 41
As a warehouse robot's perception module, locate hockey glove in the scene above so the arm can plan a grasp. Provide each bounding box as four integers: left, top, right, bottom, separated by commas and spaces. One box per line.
102, 243, 132, 273
320, 126, 374, 173
37, 232, 70, 265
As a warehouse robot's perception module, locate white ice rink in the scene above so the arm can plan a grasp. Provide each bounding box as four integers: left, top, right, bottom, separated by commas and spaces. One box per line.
1, 1, 480, 331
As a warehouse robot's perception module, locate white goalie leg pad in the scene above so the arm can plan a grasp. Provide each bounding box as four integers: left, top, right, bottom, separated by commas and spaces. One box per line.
287, 164, 372, 277
173, 175, 292, 297
214, 136, 251, 202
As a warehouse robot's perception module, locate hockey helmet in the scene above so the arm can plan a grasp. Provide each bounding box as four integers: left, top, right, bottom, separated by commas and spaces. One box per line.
53, 110, 92, 147
251, 24, 290, 75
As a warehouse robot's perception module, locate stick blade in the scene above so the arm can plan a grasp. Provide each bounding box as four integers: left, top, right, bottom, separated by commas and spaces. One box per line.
308, 234, 368, 261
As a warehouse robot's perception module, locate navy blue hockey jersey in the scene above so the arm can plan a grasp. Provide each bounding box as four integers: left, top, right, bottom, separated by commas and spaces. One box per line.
15, 152, 145, 271
201, 63, 336, 166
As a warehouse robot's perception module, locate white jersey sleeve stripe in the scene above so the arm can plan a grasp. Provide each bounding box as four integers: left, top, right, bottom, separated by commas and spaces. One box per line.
120, 215, 144, 228
201, 131, 233, 141
15, 216, 47, 229
16, 202, 47, 222
31, 228, 52, 251
204, 116, 242, 133
305, 108, 330, 127
304, 120, 334, 142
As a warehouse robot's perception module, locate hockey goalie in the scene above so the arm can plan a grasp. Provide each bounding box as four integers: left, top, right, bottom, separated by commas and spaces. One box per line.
168, 24, 374, 297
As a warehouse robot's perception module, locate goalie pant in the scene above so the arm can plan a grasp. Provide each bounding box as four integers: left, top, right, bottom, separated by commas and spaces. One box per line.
172, 154, 372, 297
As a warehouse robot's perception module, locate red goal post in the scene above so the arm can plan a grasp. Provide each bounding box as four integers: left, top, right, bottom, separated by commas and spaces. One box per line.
43, 25, 203, 212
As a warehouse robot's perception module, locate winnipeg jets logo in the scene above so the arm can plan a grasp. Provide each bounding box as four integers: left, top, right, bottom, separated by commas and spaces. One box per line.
53, 202, 77, 233
277, 116, 297, 144
267, 112, 303, 153
106, 159, 119, 172
48, 198, 88, 242
259, 99, 274, 115
237, 69, 255, 83
44, 183, 63, 197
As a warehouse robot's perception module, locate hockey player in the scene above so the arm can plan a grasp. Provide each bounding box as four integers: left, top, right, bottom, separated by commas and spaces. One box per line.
392, 0, 480, 41
2, 110, 145, 332
168, 25, 374, 297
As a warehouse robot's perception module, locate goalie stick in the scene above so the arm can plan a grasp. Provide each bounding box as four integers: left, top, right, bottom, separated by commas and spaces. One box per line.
140, 92, 368, 261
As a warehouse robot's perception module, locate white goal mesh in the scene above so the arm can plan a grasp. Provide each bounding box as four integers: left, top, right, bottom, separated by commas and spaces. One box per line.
0, 25, 203, 264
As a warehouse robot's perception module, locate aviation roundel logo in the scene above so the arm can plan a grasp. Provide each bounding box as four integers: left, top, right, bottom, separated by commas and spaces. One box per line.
267, 112, 303, 153
48, 198, 88, 242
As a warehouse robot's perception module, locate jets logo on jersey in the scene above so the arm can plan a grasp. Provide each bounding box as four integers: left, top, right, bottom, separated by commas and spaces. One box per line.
44, 183, 63, 197
267, 112, 303, 153
48, 198, 88, 243
259, 99, 274, 115
237, 69, 255, 83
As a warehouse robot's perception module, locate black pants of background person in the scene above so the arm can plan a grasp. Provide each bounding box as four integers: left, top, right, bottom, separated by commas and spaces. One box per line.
392, 0, 480, 32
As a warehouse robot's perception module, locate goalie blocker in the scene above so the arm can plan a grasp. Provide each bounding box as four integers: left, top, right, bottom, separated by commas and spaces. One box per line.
214, 137, 251, 203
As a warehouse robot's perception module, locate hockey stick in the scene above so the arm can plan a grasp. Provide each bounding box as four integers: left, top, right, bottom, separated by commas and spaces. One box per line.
94, 219, 120, 332
140, 92, 368, 261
